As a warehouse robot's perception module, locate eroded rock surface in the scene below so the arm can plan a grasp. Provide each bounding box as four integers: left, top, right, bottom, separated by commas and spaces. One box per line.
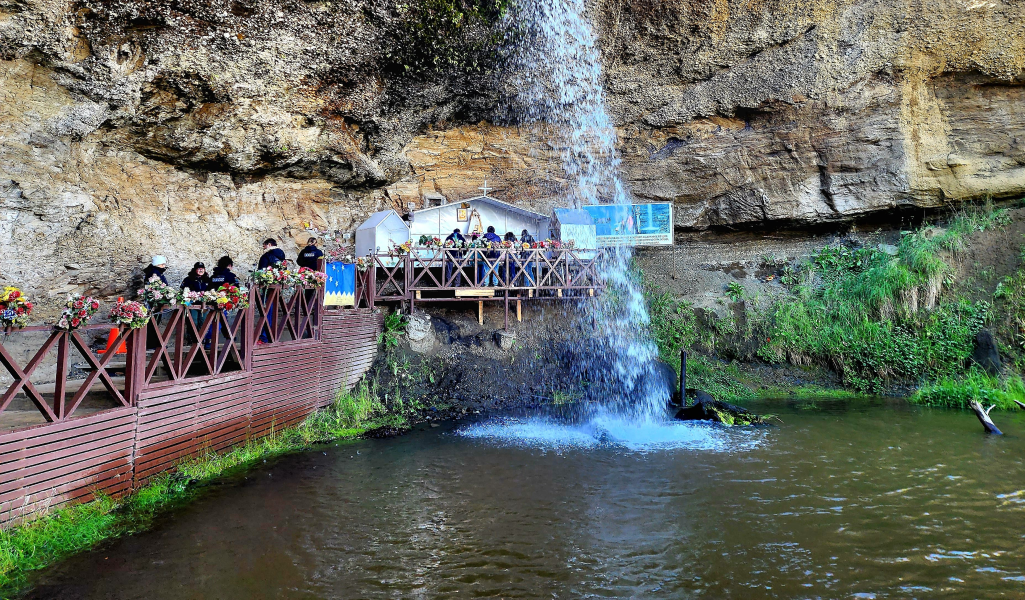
0, 0, 1023, 313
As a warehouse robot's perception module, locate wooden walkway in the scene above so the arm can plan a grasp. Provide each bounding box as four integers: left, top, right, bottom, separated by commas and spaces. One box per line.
0, 286, 381, 524
361, 248, 606, 327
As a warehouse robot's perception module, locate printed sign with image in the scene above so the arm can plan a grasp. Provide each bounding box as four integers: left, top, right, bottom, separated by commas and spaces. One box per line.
581, 203, 673, 246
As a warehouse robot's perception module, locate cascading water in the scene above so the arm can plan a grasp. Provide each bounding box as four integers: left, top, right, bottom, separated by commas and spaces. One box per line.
460, 0, 728, 450
504, 0, 666, 420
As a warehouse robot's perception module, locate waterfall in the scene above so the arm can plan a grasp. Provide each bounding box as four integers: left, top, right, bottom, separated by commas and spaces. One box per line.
504, 0, 669, 421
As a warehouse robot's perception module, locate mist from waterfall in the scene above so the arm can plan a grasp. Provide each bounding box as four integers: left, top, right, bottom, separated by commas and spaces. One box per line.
502, 0, 669, 421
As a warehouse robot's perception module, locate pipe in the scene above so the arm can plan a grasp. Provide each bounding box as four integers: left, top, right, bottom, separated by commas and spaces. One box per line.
680, 349, 687, 406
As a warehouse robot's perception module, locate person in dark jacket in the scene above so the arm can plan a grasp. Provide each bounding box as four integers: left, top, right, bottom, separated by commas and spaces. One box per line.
181, 262, 212, 293
479, 226, 503, 286
503, 231, 518, 284
210, 256, 239, 287
444, 228, 465, 287
519, 229, 537, 286
258, 238, 286, 270
296, 237, 324, 270
142, 256, 168, 285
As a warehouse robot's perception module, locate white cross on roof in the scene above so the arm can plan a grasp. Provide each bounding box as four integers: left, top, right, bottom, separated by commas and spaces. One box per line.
478, 180, 493, 197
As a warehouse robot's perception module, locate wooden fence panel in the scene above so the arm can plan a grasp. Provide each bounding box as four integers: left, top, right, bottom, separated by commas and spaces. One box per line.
0, 308, 382, 523
0, 408, 136, 522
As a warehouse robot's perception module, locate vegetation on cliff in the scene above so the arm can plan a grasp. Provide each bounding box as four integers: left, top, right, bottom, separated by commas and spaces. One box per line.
645, 203, 1025, 409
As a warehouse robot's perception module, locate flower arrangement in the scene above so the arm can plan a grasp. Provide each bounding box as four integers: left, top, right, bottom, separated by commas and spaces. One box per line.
206, 284, 249, 311
417, 234, 442, 248
56, 293, 100, 331
179, 289, 204, 306
391, 240, 413, 254
355, 256, 370, 272
109, 299, 150, 329
0, 287, 33, 329
297, 267, 328, 287
502, 240, 514, 248
139, 279, 179, 308
252, 263, 298, 289
326, 245, 354, 263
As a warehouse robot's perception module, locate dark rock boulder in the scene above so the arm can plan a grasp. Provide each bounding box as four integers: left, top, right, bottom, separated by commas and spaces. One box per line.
674, 390, 769, 426
971, 329, 1002, 375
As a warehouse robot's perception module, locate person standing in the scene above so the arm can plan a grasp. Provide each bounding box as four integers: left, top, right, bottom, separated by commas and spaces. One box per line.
257, 239, 286, 344
181, 262, 212, 346
296, 237, 324, 270
478, 226, 503, 286
444, 228, 465, 287
519, 229, 537, 287
142, 256, 169, 285
181, 262, 212, 293
210, 256, 239, 287
258, 238, 286, 270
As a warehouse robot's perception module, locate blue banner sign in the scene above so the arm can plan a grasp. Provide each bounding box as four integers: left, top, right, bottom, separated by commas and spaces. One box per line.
324, 262, 355, 306
581, 203, 673, 246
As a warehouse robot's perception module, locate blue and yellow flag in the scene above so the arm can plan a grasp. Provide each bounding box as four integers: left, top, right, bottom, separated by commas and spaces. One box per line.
325, 262, 355, 306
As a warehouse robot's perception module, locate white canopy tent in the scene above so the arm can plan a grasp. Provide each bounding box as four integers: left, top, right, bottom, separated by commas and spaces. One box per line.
408, 196, 550, 241
355, 210, 410, 265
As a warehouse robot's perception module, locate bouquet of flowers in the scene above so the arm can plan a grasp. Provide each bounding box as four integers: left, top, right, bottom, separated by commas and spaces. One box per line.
205, 284, 249, 311
56, 293, 100, 331
108, 299, 150, 329
391, 240, 413, 254
417, 234, 442, 248
139, 279, 179, 308
297, 267, 328, 287
355, 256, 370, 272
179, 289, 204, 306
0, 287, 33, 329
502, 240, 514, 248
252, 263, 298, 288
327, 245, 354, 263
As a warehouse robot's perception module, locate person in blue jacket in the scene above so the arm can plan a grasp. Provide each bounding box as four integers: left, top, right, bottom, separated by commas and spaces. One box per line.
444, 228, 465, 287
258, 238, 286, 269
296, 237, 324, 270
210, 256, 239, 287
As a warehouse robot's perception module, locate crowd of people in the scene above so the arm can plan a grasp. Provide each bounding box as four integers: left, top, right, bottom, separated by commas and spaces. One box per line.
442, 226, 538, 287
139, 237, 325, 294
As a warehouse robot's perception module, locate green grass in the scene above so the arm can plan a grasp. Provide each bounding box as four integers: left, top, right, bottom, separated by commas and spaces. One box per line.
911, 370, 1025, 410
644, 203, 1016, 399
0, 380, 399, 595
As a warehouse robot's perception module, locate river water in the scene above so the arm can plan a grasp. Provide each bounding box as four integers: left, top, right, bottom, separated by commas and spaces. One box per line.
25, 398, 1025, 599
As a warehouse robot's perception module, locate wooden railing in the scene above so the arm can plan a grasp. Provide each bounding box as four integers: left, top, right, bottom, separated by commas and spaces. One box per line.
0, 323, 136, 423
0, 283, 328, 424
366, 248, 606, 301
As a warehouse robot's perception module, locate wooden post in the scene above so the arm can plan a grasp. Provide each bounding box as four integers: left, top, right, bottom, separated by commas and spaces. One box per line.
516, 300, 522, 322
588, 288, 594, 297
53, 332, 69, 420
504, 292, 509, 331
680, 350, 687, 406
557, 289, 562, 298
528, 289, 533, 299
415, 290, 421, 300
478, 301, 483, 325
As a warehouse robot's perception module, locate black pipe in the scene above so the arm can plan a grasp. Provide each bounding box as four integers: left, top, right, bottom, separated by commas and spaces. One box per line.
680, 349, 687, 406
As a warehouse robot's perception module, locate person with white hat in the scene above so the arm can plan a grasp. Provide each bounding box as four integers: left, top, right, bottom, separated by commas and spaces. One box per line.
143, 256, 169, 285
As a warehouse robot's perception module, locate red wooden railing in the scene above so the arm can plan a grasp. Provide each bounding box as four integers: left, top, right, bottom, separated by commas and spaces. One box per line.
0, 283, 327, 424
0, 323, 135, 423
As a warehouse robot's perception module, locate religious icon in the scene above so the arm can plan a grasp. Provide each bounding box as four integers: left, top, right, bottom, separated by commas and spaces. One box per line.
457, 208, 469, 222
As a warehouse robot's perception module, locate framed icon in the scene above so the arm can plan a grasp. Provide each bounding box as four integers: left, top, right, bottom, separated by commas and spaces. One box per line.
457, 208, 469, 222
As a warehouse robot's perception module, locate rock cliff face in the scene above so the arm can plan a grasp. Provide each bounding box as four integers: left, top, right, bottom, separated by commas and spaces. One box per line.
0, 0, 1023, 311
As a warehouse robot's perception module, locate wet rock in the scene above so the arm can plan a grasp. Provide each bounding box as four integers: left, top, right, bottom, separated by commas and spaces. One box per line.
971, 329, 1002, 375
432, 318, 457, 345
494, 330, 516, 350
674, 390, 767, 426
405, 312, 434, 353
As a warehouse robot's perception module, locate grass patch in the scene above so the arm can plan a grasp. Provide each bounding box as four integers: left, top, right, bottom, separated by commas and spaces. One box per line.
0, 380, 398, 595
910, 370, 1025, 410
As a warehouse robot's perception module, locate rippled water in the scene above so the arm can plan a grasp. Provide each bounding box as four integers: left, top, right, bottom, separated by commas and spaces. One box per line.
25, 399, 1025, 599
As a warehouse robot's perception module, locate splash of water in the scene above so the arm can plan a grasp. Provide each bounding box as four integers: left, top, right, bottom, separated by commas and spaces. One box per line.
504, 0, 668, 420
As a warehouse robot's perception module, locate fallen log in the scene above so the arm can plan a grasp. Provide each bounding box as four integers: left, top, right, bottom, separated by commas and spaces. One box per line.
674, 390, 773, 426
969, 400, 1003, 435
1014, 400, 1025, 410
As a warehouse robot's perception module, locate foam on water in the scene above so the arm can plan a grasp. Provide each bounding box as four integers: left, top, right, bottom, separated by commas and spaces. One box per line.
456, 415, 761, 453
